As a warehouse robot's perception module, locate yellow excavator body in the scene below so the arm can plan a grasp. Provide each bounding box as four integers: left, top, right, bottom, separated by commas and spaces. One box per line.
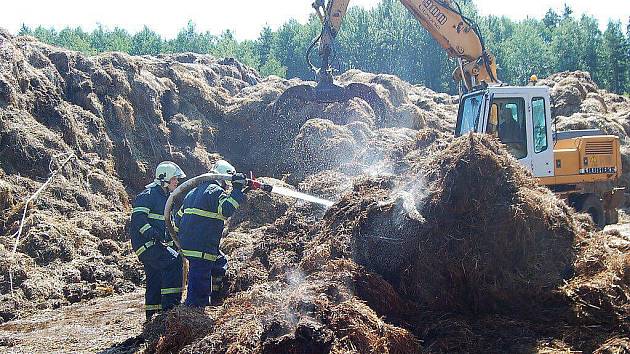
539, 135, 622, 186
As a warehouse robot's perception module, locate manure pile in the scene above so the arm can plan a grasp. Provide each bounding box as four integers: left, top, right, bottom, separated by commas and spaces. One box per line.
0, 30, 628, 353
147, 134, 629, 353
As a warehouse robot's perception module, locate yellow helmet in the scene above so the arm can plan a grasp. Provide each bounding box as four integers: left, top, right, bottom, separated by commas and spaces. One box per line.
529, 74, 538, 83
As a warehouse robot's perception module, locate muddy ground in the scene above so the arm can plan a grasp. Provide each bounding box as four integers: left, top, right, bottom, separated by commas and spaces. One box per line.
0, 29, 629, 353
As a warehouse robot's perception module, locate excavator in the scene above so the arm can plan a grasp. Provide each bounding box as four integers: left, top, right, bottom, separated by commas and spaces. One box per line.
274, 0, 624, 227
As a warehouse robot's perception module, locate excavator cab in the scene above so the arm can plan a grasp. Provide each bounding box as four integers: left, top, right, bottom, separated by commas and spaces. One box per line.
456, 86, 556, 177
272, 0, 386, 125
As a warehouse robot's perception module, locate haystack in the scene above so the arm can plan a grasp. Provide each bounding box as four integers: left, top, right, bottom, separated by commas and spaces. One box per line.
302, 134, 578, 314
404, 134, 578, 313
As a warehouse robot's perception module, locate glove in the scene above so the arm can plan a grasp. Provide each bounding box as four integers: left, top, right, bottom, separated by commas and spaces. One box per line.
231, 173, 247, 190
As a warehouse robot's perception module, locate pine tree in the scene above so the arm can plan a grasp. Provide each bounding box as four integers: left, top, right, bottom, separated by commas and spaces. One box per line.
57, 27, 94, 54
543, 9, 560, 29
131, 26, 163, 55
602, 21, 629, 93
578, 15, 603, 81
551, 17, 581, 72
562, 4, 573, 19
18, 24, 32, 36
501, 20, 551, 85
256, 26, 274, 66
106, 27, 132, 53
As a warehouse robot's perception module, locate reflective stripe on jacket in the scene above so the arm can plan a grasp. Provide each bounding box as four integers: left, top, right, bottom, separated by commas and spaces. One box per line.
130, 185, 170, 255
178, 181, 245, 259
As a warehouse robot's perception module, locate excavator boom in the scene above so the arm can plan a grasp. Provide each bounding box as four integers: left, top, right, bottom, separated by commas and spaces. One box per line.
399, 0, 498, 90
273, 0, 500, 122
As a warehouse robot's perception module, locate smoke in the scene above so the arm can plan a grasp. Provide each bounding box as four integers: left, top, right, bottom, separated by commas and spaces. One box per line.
259, 267, 320, 332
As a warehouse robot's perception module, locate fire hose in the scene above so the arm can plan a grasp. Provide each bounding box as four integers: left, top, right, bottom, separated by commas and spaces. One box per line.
164, 173, 272, 249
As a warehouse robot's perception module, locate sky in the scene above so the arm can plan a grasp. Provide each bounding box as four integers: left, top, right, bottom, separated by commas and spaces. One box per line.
2, 0, 628, 40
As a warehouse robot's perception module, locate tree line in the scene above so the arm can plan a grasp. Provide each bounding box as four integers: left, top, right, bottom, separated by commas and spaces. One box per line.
18, 0, 630, 94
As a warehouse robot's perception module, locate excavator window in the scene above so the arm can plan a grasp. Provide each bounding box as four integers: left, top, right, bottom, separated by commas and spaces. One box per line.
532, 97, 548, 153
494, 98, 527, 159
456, 92, 484, 136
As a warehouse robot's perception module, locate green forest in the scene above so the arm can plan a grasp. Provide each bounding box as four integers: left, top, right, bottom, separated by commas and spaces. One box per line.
17, 0, 630, 94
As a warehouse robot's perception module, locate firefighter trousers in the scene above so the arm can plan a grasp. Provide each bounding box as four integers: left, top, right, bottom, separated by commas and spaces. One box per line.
140, 245, 183, 319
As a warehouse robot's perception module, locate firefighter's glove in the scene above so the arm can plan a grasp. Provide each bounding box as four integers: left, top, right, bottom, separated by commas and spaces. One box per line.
231, 173, 247, 190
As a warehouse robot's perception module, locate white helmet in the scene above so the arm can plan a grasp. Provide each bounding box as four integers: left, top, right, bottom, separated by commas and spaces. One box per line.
212, 159, 236, 176
155, 161, 186, 183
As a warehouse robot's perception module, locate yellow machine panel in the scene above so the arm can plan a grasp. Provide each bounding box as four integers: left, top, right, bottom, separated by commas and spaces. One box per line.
538, 135, 621, 186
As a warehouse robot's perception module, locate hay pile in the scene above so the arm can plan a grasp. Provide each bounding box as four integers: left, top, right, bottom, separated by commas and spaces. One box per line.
144, 134, 628, 353
301, 134, 578, 315
0, 29, 458, 322
406, 134, 577, 313
1, 29, 629, 352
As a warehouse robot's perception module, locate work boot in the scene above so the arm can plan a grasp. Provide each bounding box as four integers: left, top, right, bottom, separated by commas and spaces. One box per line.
210, 294, 224, 306
210, 278, 228, 306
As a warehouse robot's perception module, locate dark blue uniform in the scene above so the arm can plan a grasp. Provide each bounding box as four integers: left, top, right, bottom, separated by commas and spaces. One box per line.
175, 205, 228, 301
176, 181, 244, 307
130, 184, 183, 319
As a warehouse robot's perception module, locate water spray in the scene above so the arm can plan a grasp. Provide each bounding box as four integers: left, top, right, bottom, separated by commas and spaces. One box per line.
247, 172, 334, 207
165, 173, 334, 247
269, 185, 334, 208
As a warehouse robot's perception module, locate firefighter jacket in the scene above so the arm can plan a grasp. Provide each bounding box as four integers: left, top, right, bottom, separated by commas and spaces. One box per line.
176, 180, 244, 261
130, 185, 172, 258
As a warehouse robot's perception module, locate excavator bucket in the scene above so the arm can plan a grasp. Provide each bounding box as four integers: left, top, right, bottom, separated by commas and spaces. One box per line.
272, 81, 387, 126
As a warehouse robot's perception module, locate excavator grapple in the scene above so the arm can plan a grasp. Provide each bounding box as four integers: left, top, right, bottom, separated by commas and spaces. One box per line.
273, 81, 386, 125
272, 0, 387, 126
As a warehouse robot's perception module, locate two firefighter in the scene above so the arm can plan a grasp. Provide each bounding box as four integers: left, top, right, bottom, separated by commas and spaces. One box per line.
130, 160, 245, 319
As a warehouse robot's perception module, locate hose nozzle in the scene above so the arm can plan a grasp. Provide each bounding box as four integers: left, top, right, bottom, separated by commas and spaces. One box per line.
247, 178, 273, 193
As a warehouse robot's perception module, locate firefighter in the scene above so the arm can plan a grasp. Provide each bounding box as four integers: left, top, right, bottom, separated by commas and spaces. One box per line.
176, 160, 246, 307
130, 161, 186, 320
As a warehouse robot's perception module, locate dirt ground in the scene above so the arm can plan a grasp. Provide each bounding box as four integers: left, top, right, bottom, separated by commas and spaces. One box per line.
0, 291, 145, 353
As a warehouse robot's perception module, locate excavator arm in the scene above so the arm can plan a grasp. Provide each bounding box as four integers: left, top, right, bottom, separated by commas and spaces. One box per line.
273, 0, 499, 123
399, 0, 499, 91
319, 0, 500, 90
